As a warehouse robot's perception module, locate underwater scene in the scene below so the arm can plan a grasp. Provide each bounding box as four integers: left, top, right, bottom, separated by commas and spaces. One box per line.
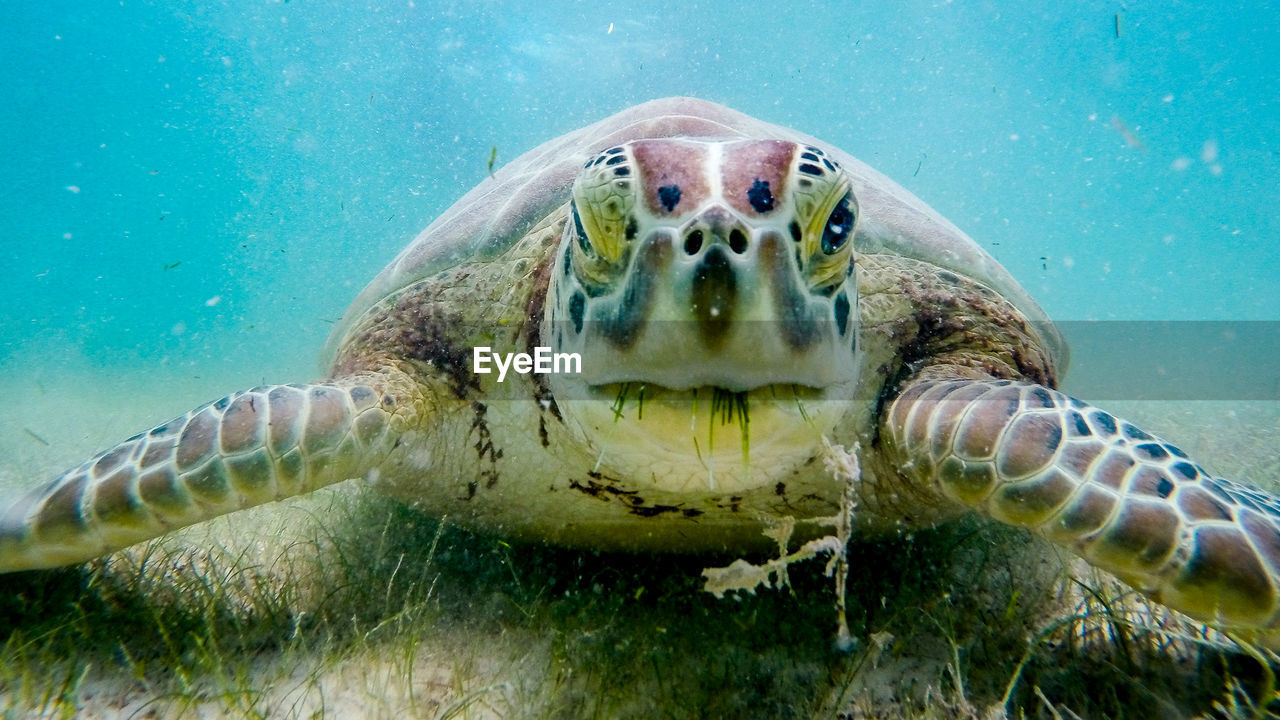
1, 1, 1278, 717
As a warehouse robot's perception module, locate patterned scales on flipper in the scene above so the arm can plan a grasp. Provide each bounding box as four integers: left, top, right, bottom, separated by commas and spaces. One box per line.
0, 375, 419, 572
884, 378, 1280, 637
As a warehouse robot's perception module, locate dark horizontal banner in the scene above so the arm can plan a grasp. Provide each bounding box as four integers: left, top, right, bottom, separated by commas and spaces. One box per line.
1058, 321, 1280, 401
482, 321, 1280, 402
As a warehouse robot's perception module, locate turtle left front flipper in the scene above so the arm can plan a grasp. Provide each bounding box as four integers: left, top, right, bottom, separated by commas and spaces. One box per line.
0, 368, 424, 573
882, 375, 1280, 645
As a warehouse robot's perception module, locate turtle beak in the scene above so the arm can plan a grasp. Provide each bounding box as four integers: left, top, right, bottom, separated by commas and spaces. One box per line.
690, 243, 737, 348
684, 205, 745, 348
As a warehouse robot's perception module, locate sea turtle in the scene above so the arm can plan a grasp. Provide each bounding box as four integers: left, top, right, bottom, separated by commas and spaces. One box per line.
3, 97, 1279, 647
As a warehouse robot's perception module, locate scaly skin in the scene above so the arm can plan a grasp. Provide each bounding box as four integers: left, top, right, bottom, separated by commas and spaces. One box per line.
0, 369, 422, 572
884, 376, 1280, 643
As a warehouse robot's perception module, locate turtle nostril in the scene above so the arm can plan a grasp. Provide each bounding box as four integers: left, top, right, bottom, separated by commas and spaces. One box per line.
728, 229, 748, 254
684, 229, 704, 255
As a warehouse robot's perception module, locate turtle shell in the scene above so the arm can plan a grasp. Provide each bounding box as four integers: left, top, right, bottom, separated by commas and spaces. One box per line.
325, 97, 1066, 372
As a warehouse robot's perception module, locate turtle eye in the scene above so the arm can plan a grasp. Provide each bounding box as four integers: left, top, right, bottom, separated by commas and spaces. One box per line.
820, 194, 855, 254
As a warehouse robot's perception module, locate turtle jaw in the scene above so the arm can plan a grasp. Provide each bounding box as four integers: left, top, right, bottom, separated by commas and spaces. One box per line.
556, 379, 855, 495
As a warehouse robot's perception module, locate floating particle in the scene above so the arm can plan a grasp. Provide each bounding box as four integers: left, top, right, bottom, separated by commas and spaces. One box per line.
23, 428, 49, 446
1110, 115, 1146, 149
1200, 139, 1219, 163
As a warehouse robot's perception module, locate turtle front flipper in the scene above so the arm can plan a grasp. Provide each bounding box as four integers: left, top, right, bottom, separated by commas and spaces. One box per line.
883, 376, 1280, 643
0, 374, 417, 573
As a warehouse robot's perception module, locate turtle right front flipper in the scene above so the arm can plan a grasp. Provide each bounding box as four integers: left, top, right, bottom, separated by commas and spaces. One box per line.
0, 372, 419, 573
882, 376, 1280, 645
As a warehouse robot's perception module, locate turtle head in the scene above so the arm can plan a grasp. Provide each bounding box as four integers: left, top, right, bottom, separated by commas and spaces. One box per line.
544, 139, 862, 492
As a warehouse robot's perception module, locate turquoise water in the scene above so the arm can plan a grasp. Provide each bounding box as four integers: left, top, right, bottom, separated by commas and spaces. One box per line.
2, 1, 1276, 389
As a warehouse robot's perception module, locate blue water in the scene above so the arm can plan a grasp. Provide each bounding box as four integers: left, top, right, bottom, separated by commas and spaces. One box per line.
1, 1, 1277, 386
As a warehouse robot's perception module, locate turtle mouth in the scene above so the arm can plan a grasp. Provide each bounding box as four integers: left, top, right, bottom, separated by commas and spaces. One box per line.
564, 380, 840, 494
583, 381, 830, 444
604, 383, 746, 423
590, 381, 823, 417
